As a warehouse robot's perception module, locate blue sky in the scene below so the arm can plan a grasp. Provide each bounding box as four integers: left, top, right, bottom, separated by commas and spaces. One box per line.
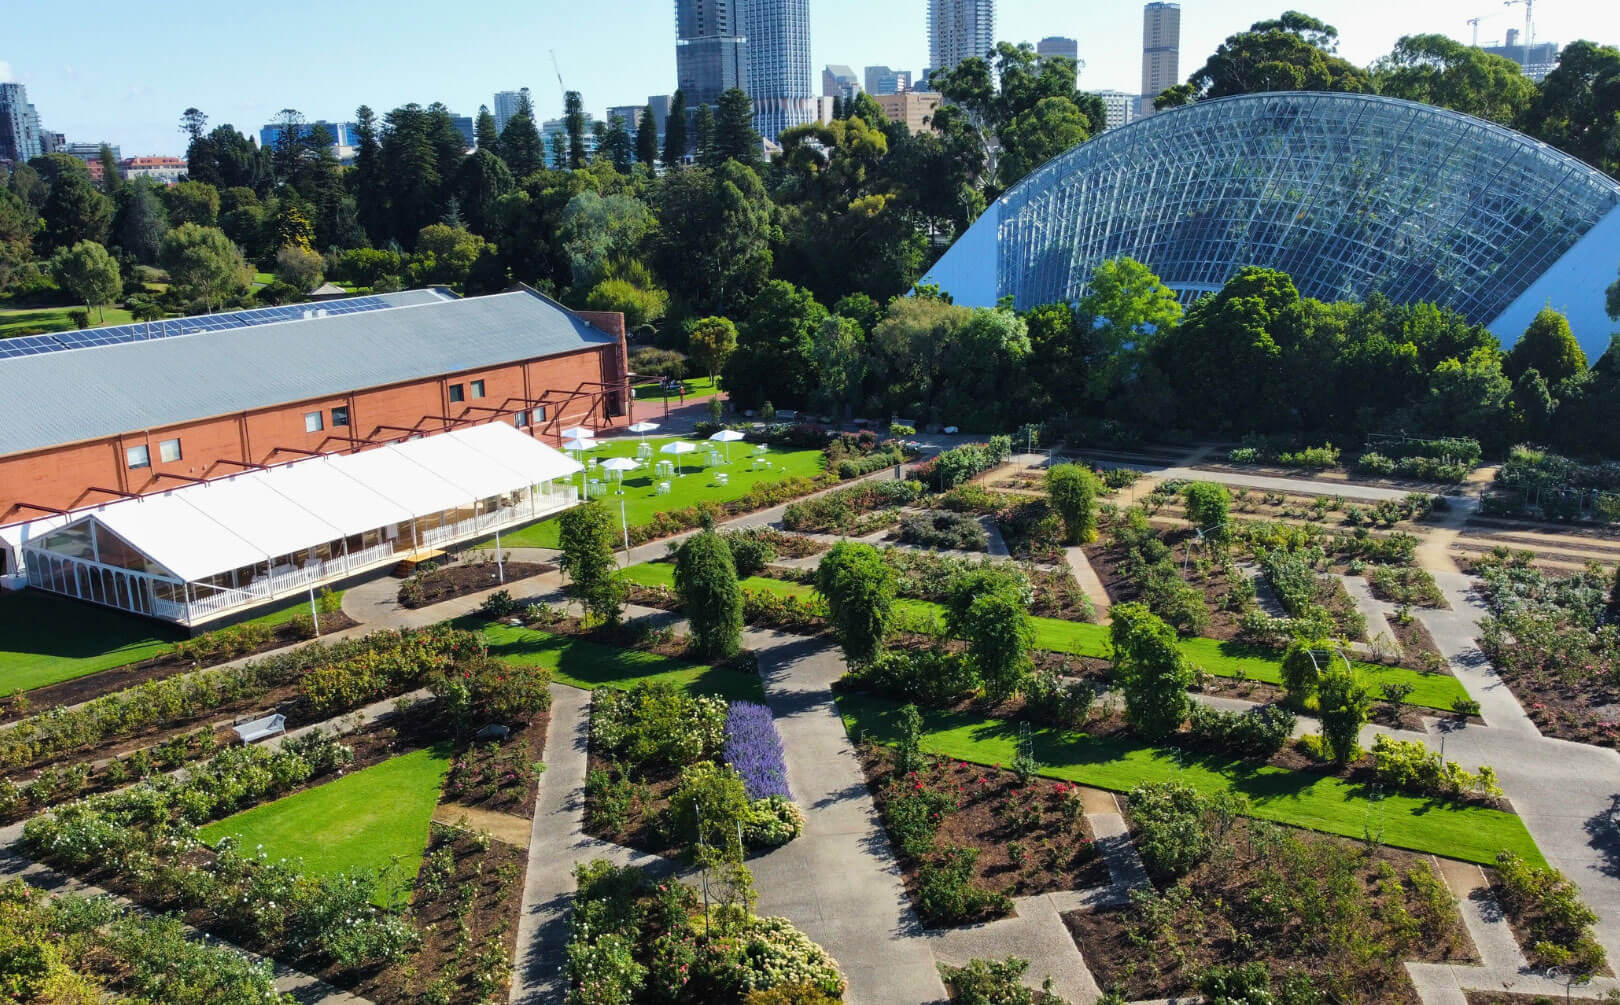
8, 0, 1617, 156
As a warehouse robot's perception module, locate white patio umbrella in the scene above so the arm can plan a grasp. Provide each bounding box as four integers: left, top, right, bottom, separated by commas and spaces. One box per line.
628, 420, 660, 440
659, 439, 698, 475
708, 428, 747, 462
559, 425, 593, 440
562, 435, 598, 495
599, 455, 640, 493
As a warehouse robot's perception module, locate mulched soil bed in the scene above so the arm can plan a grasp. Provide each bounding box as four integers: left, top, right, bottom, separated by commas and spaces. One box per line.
1064, 815, 1479, 1003
1389, 612, 1446, 665
1496, 669, 1620, 749
399, 560, 553, 608
350, 828, 528, 1004
857, 744, 1110, 924
1083, 535, 1251, 642
0, 612, 358, 726
443, 711, 550, 820
582, 748, 684, 857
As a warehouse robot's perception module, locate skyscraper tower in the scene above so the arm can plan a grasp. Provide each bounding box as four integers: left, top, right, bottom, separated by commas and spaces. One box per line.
744, 0, 815, 140
492, 88, 532, 134
1139, 2, 1180, 117
0, 82, 45, 164
928, 0, 995, 79
676, 0, 749, 108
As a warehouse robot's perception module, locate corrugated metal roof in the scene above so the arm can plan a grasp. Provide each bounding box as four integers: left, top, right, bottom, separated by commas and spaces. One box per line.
0, 288, 618, 458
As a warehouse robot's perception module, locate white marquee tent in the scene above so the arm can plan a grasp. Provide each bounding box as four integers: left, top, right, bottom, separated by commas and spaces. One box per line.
16, 422, 582, 626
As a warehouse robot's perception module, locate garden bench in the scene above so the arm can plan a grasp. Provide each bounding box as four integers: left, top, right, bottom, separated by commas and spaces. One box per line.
233, 713, 286, 745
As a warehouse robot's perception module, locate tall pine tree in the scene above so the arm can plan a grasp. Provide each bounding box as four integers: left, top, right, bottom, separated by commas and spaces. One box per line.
636, 106, 659, 166
663, 90, 688, 167
352, 105, 388, 245
714, 89, 758, 165
693, 104, 718, 166
564, 91, 588, 168
499, 93, 544, 178
475, 105, 501, 153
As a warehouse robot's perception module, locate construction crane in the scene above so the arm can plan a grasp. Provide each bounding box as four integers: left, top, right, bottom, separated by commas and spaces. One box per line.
550, 50, 567, 103
1503, 0, 1535, 67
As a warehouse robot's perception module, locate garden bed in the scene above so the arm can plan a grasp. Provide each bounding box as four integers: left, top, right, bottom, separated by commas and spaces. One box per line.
398, 559, 552, 608
1064, 816, 1478, 1003
857, 744, 1109, 927
442, 710, 550, 820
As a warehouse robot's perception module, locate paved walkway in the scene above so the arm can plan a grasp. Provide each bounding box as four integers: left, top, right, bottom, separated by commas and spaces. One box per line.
747, 627, 949, 1004
1342, 575, 1401, 658
509, 684, 680, 1004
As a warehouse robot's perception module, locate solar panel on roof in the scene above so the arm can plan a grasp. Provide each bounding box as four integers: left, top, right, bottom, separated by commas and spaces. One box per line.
0, 290, 448, 360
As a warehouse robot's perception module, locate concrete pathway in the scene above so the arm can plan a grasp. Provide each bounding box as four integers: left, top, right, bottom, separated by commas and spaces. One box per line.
509, 684, 681, 1004
1064, 545, 1112, 624
1342, 575, 1401, 658
747, 627, 949, 1004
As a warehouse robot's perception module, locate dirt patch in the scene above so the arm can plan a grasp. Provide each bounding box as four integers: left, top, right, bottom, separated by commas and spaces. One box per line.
399, 560, 553, 608
442, 711, 549, 820
1064, 816, 1478, 1003
857, 744, 1110, 926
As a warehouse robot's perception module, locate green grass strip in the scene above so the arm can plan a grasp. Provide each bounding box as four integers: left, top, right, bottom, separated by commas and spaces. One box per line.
199, 744, 453, 904
485, 436, 827, 550
837, 692, 1544, 868
617, 563, 1469, 711
0, 588, 345, 695
474, 621, 764, 701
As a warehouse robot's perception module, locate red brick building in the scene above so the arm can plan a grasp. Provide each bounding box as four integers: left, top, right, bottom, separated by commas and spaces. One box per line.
0, 287, 630, 593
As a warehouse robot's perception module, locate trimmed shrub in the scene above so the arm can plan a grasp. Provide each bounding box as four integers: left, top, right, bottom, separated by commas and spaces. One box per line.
814, 541, 896, 666
1127, 780, 1245, 881
1046, 464, 1101, 545
899, 510, 988, 551
1185, 702, 1295, 758
1110, 603, 1193, 739
558, 502, 628, 626
675, 530, 745, 659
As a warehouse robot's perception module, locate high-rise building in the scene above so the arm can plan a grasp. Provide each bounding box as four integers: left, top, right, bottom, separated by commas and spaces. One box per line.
864, 66, 912, 95
676, 0, 749, 107
1483, 30, 1561, 82
542, 117, 600, 166
1139, 2, 1180, 118
822, 65, 861, 100
1092, 90, 1139, 131
493, 88, 532, 134
745, 0, 815, 140
928, 0, 994, 78
607, 105, 645, 137
0, 82, 45, 164
1037, 36, 1079, 62
259, 121, 360, 162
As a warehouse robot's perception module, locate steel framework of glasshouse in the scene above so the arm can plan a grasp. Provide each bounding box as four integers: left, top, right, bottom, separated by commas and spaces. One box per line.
921, 91, 1620, 357
17, 423, 581, 627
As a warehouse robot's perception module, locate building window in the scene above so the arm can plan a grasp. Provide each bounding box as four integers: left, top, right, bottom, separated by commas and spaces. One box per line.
470, 379, 485, 399
158, 438, 182, 463
331, 406, 350, 427
448, 383, 465, 403
305, 410, 324, 433
535, 405, 548, 422
126, 444, 150, 469
514, 409, 529, 428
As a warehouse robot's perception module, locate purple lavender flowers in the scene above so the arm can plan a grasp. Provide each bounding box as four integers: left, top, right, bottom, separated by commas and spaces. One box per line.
723, 701, 792, 800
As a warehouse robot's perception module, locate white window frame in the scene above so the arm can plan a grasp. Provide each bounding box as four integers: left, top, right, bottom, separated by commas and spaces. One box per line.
158, 438, 182, 463
304, 410, 324, 433
126, 444, 150, 469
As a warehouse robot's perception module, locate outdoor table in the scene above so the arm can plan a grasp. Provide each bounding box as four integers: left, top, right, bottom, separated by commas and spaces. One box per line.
656, 459, 675, 478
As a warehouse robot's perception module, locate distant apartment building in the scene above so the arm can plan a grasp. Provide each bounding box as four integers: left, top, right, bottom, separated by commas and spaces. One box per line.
676, 0, 748, 107
607, 105, 644, 132
822, 65, 861, 100
928, 0, 994, 77
449, 115, 475, 150
0, 82, 45, 163
258, 121, 360, 162
542, 118, 600, 165
1093, 90, 1139, 131
1037, 36, 1078, 62
493, 88, 532, 133
864, 65, 912, 95
1139, 2, 1180, 118
874, 91, 943, 134
121, 156, 186, 185
1483, 29, 1561, 82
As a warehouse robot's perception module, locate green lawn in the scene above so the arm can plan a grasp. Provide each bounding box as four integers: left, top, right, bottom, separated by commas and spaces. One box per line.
252, 271, 275, 286
0, 588, 345, 695
0, 306, 136, 338
838, 692, 1543, 867
617, 563, 1469, 712
488, 436, 826, 549
474, 621, 765, 701
632, 376, 721, 401
199, 744, 452, 904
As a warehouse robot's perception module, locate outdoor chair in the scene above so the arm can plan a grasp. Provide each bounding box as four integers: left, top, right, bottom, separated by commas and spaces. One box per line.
656, 480, 672, 495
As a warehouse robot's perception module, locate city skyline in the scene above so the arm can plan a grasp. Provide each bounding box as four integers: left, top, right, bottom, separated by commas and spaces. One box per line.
6, 0, 1619, 156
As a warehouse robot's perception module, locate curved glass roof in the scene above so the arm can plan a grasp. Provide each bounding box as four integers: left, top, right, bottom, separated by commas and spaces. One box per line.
964, 92, 1620, 319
